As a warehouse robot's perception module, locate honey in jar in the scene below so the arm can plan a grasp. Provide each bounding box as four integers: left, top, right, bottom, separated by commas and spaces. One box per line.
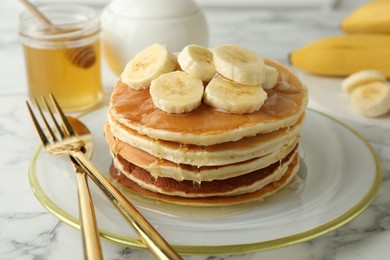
19, 4, 102, 112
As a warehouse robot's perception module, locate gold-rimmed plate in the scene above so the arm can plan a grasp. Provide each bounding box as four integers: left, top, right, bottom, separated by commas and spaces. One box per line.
28, 108, 381, 255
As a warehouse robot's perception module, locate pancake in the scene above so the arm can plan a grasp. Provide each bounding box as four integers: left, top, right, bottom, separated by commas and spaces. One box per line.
109, 151, 300, 206
107, 111, 305, 166
109, 59, 308, 146
105, 47, 308, 206
105, 123, 299, 181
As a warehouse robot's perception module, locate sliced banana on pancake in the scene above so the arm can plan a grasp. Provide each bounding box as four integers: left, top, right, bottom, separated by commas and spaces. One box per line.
120, 44, 176, 90
263, 65, 279, 89
350, 81, 390, 117
177, 44, 216, 82
204, 74, 267, 114
341, 70, 386, 94
213, 44, 265, 86
150, 71, 204, 114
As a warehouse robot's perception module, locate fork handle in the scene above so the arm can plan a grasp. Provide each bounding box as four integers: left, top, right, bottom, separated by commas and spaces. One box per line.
71, 151, 182, 260
75, 170, 103, 260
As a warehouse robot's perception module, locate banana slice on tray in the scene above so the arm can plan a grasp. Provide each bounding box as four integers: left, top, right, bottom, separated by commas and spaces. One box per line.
177, 44, 216, 82
212, 44, 265, 86
150, 71, 204, 114
350, 81, 390, 117
341, 70, 386, 94
204, 74, 267, 114
121, 43, 177, 90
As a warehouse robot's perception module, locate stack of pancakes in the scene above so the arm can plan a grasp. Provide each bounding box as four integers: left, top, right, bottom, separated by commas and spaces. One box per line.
105, 59, 308, 206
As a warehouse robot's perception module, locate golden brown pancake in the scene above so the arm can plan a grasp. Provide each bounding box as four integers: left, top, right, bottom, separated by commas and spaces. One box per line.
105, 56, 307, 206
109, 59, 308, 146
105, 122, 299, 181
110, 151, 299, 206
107, 111, 305, 166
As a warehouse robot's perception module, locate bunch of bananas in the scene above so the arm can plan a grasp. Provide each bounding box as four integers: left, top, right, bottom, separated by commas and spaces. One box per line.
290, 0, 390, 78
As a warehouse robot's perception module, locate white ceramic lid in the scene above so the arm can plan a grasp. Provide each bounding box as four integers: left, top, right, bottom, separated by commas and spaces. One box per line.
105, 0, 199, 19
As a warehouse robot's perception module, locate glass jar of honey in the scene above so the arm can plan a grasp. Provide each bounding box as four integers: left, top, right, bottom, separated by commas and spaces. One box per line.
19, 4, 102, 112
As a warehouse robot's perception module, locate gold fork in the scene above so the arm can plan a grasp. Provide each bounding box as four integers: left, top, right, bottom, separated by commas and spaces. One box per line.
26, 94, 182, 260
27, 96, 103, 260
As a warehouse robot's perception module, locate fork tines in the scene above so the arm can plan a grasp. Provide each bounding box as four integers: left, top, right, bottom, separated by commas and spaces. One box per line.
26, 94, 75, 144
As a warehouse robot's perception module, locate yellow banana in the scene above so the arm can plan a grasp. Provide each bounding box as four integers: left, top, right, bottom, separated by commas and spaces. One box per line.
342, 0, 390, 34
289, 34, 390, 78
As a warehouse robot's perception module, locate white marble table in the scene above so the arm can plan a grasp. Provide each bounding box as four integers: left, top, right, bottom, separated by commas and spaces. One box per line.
1, 0, 389, 259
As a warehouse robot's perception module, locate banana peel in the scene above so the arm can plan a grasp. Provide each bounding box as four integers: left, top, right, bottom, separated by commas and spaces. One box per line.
342, 0, 390, 34
289, 34, 390, 78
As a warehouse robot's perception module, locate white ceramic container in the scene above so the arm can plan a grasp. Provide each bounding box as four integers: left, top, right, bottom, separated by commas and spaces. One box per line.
100, 0, 209, 75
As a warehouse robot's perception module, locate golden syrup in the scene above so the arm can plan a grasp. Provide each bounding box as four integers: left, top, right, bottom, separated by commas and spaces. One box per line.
192, 180, 201, 189
261, 93, 298, 117
23, 41, 102, 111
150, 175, 158, 183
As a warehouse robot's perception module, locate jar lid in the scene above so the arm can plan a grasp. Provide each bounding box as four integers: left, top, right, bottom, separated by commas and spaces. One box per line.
106, 0, 199, 19
19, 4, 100, 48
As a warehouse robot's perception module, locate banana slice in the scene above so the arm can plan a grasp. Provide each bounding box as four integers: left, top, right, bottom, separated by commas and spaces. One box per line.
341, 70, 386, 94
204, 74, 267, 114
350, 81, 390, 117
212, 44, 265, 86
120, 44, 176, 90
263, 65, 279, 89
150, 71, 204, 114
177, 44, 216, 82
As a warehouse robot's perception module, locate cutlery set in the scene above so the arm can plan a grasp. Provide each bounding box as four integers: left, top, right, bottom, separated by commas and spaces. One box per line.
26, 94, 181, 259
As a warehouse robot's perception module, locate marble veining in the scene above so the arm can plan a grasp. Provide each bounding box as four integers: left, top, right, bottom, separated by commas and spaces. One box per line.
1, 0, 389, 259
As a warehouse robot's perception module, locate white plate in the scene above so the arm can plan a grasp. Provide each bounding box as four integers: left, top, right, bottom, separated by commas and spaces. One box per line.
28, 107, 381, 255
296, 71, 390, 145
